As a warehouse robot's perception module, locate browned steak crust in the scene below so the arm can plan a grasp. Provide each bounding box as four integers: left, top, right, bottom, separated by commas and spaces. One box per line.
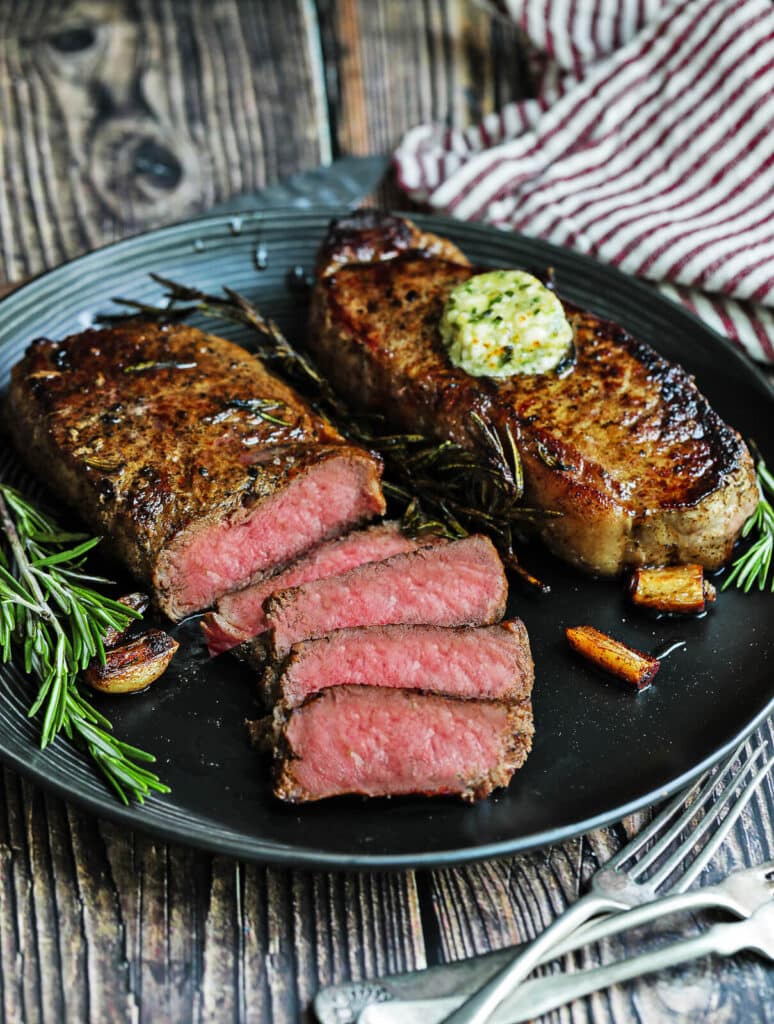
8, 321, 385, 617
309, 212, 759, 575
316, 209, 469, 277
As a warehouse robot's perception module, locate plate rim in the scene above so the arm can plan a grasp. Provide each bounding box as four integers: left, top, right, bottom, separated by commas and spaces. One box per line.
3, 204, 773, 402
0, 687, 771, 869
0, 204, 772, 869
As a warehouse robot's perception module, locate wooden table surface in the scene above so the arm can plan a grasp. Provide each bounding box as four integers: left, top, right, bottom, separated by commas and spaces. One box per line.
0, 3, 771, 1022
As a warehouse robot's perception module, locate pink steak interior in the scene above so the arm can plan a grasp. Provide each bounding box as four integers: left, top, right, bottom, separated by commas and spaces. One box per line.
268, 535, 506, 657
284, 687, 514, 798
281, 622, 530, 706
156, 456, 382, 618
202, 522, 422, 655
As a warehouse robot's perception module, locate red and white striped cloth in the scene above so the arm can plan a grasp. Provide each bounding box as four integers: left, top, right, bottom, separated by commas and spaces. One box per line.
394, 0, 774, 363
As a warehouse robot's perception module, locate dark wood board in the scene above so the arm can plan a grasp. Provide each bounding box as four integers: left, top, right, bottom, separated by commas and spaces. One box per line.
0, 2, 771, 1021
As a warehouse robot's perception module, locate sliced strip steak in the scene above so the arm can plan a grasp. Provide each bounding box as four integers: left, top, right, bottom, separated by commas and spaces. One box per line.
201, 520, 437, 655
269, 686, 534, 802
308, 211, 759, 576
264, 620, 533, 706
7, 322, 384, 618
263, 534, 507, 659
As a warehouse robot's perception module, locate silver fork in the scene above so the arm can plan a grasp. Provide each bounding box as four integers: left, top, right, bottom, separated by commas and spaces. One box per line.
358, 859, 774, 1023
315, 738, 773, 1024
512, 898, 774, 1021
439, 738, 773, 1024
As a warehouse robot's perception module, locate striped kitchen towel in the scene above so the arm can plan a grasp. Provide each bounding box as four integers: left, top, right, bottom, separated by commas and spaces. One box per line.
394, 0, 774, 363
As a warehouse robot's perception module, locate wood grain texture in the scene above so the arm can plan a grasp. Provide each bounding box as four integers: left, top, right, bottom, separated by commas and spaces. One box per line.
423, 727, 774, 1023
318, 0, 528, 157
0, 1, 772, 1022
0, 778, 426, 1023
0, 0, 330, 281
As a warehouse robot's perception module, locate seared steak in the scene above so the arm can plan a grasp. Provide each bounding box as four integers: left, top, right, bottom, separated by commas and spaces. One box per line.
8, 321, 384, 618
309, 211, 759, 576
268, 686, 534, 802
201, 520, 437, 655
263, 534, 507, 659
263, 620, 533, 706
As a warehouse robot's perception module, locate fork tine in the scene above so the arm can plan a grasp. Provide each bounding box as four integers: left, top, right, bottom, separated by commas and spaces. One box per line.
669, 753, 774, 893
606, 735, 751, 871
631, 742, 769, 883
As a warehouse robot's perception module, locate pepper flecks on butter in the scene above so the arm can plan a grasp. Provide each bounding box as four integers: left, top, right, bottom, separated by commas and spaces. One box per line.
439, 270, 574, 377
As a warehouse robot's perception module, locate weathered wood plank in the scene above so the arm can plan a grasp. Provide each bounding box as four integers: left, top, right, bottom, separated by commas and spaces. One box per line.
0, 0, 330, 283
320, 0, 526, 157
0, 768, 32, 1024
423, 725, 774, 1023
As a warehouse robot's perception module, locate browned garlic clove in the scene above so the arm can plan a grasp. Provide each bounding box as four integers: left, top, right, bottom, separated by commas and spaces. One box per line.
102, 591, 151, 649
85, 629, 178, 694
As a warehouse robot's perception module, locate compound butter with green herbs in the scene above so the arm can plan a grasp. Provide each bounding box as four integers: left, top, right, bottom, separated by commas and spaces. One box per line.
439, 270, 573, 378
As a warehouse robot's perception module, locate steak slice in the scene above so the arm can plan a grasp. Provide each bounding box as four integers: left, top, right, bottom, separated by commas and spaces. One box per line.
264, 619, 533, 707
201, 520, 436, 655
8, 322, 384, 619
309, 211, 759, 576
269, 686, 534, 802
263, 534, 507, 660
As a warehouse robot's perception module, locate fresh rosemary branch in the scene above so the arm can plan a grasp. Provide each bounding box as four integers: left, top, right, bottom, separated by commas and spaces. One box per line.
108, 277, 553, 588
358, 415, 555, 589
723, 454, 774, 593
0, 485, 170, 803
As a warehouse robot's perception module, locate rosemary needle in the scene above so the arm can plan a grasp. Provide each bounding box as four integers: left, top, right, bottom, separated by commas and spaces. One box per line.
723, 454, 774, 593
0, 484, 169, 804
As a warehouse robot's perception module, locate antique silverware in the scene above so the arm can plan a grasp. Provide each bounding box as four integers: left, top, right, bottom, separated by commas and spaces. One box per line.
357, 859, 774, 1023
314, 739, 772, 1024
438, 740, 773, 1024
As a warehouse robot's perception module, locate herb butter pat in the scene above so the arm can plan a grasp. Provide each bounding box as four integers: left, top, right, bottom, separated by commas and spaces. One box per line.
440, 270, 573, 377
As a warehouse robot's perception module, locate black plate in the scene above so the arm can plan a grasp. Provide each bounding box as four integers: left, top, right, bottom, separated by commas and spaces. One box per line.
0, 207, 772, 869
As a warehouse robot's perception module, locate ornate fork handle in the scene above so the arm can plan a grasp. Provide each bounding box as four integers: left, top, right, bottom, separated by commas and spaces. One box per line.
358, 891, 774, 1024
440, 746, 774, 1024
438, 890, 630, 1024
503, 905, 774, 1022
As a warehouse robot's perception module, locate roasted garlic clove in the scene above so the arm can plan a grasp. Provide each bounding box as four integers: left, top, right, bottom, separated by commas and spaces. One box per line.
102, 591, 151, 649
629, 565, 716, 615
566, 625, 660, 691
85, 629, 178, 694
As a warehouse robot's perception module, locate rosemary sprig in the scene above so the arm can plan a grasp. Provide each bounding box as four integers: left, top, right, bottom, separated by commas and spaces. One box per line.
723, 454, 774, 593
108, 277, 553, 588
0, 485, 170, 803
356, 415, 555, 589
221, 397, 288, 427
